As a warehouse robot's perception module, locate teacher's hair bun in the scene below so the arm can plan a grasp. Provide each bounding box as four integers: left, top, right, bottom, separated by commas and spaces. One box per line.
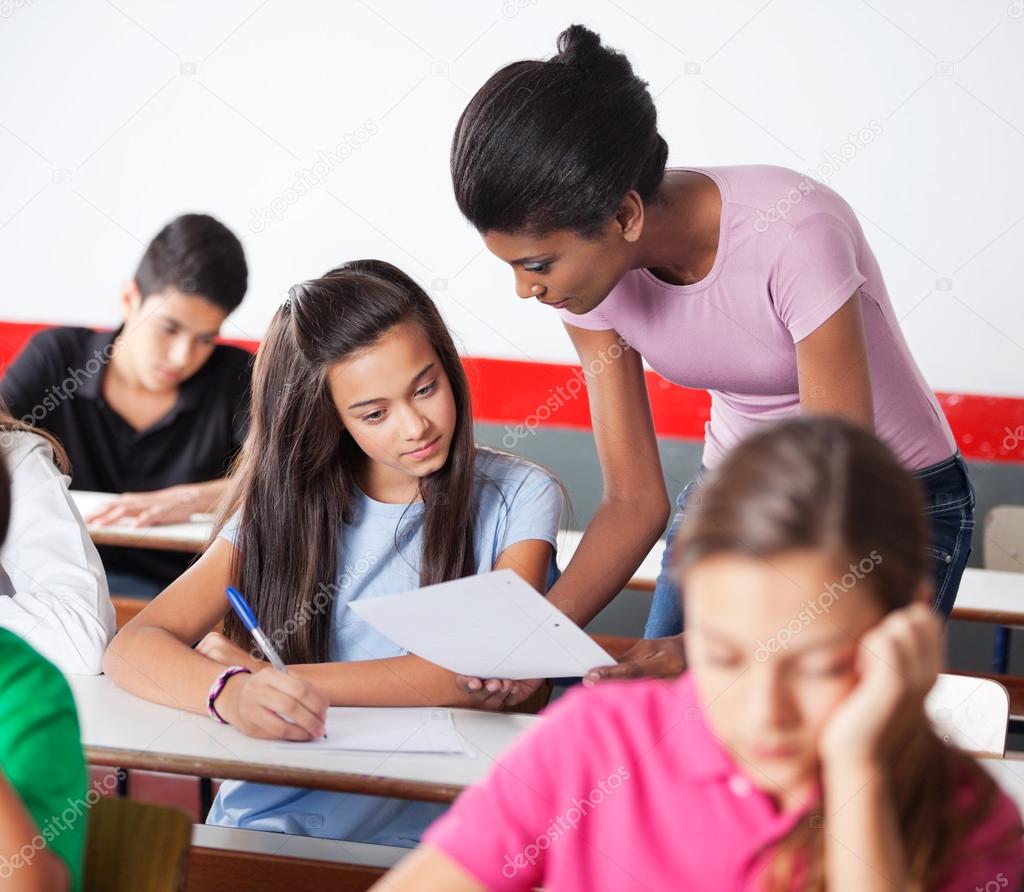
554, 24, 632, 82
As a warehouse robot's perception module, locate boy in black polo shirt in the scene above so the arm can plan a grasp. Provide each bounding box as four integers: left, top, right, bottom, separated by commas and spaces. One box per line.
0, 213, 252, 597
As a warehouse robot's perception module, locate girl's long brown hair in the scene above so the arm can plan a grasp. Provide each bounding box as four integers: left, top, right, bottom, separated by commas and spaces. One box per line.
674, 416, 1019, 891
219, 260, 479, 664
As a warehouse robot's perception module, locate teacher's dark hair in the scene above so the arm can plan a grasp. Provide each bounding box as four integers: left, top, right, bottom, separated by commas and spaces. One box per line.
451, 24, 668, 237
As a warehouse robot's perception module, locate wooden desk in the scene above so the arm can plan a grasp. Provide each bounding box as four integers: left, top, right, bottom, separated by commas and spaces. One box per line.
556, 529, 664, 592
70, 676, 537, 804
950, 568, 1024, 627
71, 490, 212, 554
561, 530, 1024, 627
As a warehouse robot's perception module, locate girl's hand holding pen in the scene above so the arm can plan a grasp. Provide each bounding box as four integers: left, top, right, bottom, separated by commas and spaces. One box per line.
216, 668, 329, 741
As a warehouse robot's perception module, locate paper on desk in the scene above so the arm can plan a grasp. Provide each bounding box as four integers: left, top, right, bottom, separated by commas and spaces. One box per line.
348, 569, 616, 679
277, 707, 465, 754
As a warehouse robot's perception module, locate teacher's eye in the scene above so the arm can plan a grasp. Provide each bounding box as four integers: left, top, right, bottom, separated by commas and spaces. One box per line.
523, 261, 550, 274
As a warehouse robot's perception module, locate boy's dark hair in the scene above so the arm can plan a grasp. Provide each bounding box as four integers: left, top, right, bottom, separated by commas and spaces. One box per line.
451, 24, 667, 237
134, 213, 248, 312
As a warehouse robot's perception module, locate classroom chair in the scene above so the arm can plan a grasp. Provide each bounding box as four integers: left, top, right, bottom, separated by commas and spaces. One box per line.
984, 504, 1024, 674
925, 673, 1010, 758
84, 797, 192, 891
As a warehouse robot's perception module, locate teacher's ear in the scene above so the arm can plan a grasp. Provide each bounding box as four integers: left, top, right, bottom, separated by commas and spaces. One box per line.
615, 189, 646, 242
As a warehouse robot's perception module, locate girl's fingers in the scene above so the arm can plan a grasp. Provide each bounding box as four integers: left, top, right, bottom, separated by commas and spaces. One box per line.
256, 706, 317, 741
265, 671, 329, 720
259, 688, 325, 739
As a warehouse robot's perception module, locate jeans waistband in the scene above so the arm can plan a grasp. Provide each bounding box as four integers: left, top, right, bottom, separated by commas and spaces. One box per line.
911, 451, 964, 479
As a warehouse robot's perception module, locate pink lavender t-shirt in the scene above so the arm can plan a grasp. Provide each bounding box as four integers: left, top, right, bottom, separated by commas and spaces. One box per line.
425, 674, 1024, 891
557, 165, 956, 471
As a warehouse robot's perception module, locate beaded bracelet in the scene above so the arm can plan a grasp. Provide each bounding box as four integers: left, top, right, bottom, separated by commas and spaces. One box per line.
207, 665, 252, 724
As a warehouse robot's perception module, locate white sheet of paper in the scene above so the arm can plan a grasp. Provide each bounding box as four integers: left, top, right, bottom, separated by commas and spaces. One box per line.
348, 569, 616, 679
277, 707, 466, 754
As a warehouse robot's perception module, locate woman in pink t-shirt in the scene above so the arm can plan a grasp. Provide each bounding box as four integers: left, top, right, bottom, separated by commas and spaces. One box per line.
448, 24, 974, 703
372, 417, 1022, 891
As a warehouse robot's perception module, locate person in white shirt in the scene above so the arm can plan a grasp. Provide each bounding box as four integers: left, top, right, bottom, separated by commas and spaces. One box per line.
0, 409, 115, 674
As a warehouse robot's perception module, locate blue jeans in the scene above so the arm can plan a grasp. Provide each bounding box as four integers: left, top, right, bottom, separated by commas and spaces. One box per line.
643, 452, 975, 638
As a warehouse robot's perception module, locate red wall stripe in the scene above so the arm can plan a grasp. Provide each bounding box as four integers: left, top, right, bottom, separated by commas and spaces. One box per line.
2, 321, 1022, 463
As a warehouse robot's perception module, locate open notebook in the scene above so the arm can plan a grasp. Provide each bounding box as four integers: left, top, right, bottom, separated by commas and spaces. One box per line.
276, 707, 466, 755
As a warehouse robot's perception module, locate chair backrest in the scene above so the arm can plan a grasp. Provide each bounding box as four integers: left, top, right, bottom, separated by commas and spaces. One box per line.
984, 505, 1024, 573
84, 797, 192, 892
111, 596, 147, 629
925, 673, 1009, 757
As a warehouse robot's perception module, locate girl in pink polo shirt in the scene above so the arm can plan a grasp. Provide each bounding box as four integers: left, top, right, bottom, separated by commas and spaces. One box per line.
372, 417, 1023, 891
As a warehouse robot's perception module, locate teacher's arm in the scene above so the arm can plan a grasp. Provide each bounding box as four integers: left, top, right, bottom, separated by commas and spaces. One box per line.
548, 324, 671, 626
796, 289, 874, 430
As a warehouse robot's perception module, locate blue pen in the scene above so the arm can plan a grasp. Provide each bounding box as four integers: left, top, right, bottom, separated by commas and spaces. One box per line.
226, 586, 288, 673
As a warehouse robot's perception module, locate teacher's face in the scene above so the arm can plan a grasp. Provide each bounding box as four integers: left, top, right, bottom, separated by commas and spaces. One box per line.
483, 220, 635, 317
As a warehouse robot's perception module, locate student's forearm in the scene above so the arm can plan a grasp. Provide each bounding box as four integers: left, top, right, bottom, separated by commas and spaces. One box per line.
102, 625, 232, 714
291, 655, 485, 708
548, 495, 670, 627
824, 761, 906, 891
0, 774, 68, 891
176, 478, 231, 514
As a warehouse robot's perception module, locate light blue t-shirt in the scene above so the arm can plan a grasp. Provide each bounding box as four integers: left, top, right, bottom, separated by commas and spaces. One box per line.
207, 448, 563, 846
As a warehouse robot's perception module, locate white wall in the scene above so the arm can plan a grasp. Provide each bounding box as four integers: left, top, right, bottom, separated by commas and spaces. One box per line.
1, 0, 1022, 395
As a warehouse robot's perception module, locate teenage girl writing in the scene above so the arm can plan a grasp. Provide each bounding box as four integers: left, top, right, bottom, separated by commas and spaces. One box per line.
103, 259, 563, 845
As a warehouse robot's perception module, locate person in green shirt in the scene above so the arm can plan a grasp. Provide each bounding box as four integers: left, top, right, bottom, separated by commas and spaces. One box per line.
0, 453, 88, 892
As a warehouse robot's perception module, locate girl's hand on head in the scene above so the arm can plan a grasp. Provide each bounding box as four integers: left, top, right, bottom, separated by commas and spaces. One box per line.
583, 635, 687, 687
216, 668, 329, 741
196, 631, 266, 672
819, 603, 942, 770
456, 676, 545, 710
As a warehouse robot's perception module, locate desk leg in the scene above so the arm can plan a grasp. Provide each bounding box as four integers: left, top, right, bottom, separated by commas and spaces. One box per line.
199, 777, 214, 821
115, 768, 130, 798
994, 626, 1012, 674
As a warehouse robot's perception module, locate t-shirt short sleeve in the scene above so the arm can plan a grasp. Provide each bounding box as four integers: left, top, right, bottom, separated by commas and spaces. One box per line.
492, 462, 562, 554
218, 510, 242, 547
0, 630, 88, 892
556, 304, 615, 332
0, 329, 66, 420
771, 213, 868, 343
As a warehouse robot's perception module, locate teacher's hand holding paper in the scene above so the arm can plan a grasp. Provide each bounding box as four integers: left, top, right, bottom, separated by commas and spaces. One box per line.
455, 675, 546, 710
